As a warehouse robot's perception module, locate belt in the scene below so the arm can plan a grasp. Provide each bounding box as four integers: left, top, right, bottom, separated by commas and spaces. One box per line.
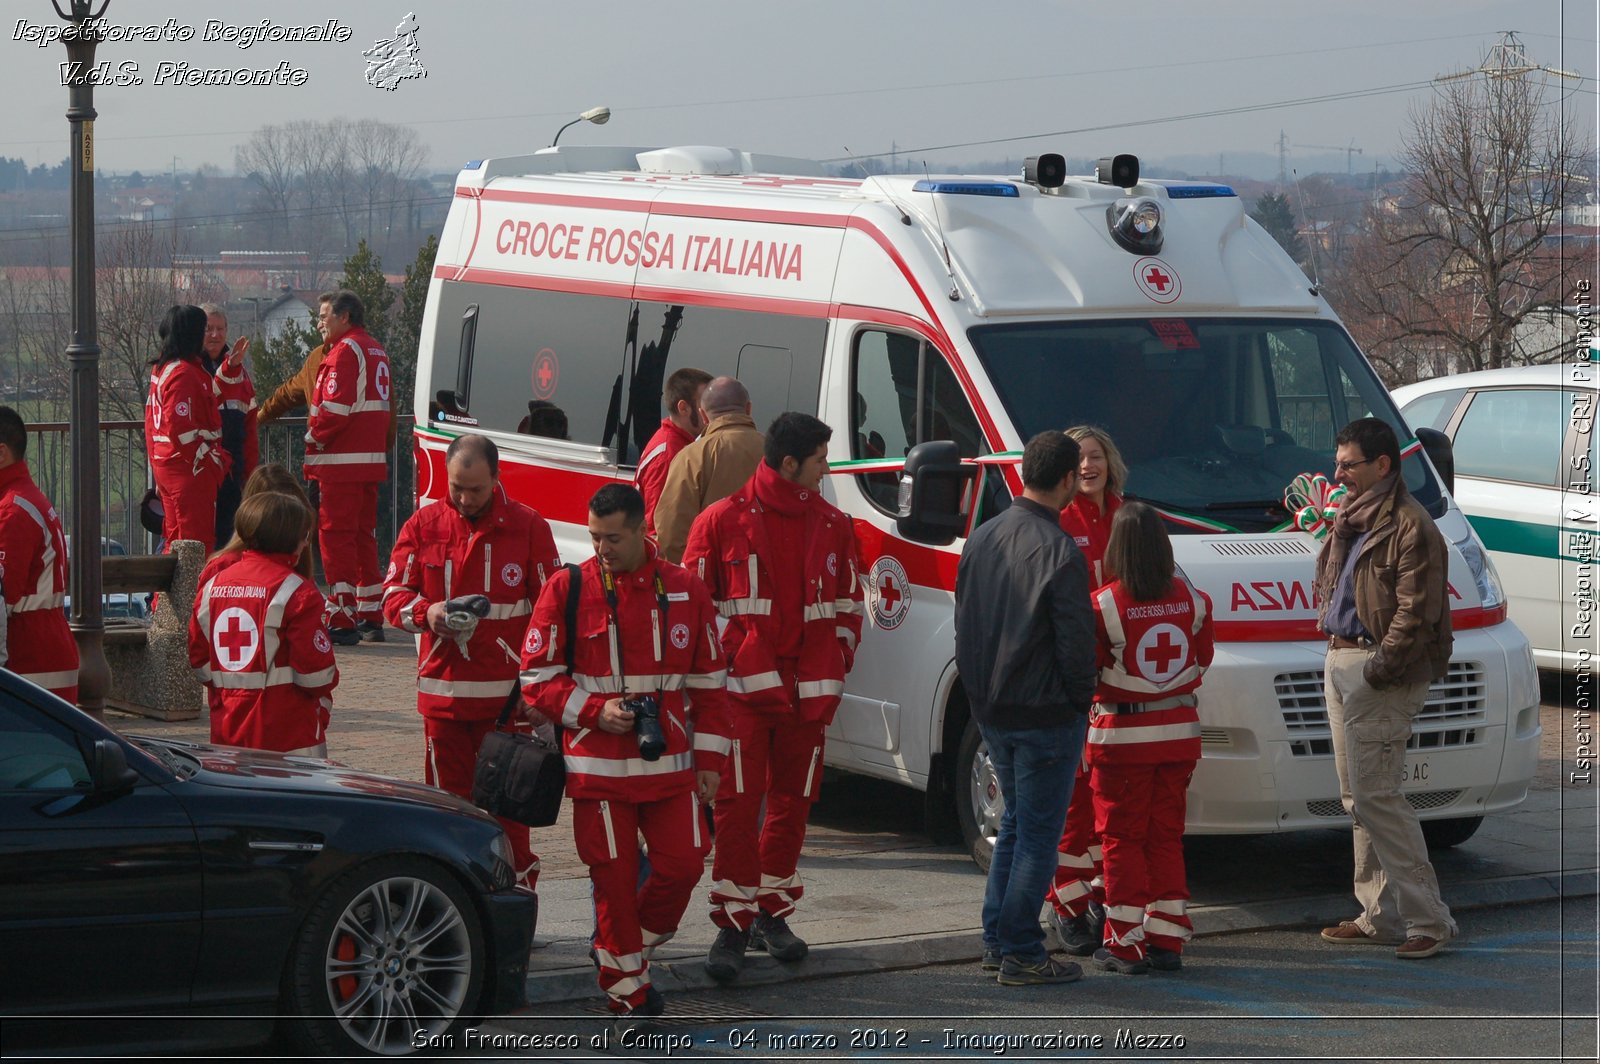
1328, 635, 1374, 650
1102, 694, 1197, 715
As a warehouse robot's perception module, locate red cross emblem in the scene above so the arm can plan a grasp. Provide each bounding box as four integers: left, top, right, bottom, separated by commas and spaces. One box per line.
1134, 256, 1181, 304
532, 349, 559, 399
374, 361, 391, 400
868, 556, 911, 630
212, 607, 260, 672
1135, 623, 1188, 683
878, 574, 902, 612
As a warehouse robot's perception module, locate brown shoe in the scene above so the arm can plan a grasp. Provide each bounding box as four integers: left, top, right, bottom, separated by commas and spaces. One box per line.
1320, 921, 1383, 944
1396, 935, 1445, 959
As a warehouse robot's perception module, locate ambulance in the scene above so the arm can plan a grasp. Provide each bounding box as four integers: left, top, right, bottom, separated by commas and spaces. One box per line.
414, 144, 1541, 864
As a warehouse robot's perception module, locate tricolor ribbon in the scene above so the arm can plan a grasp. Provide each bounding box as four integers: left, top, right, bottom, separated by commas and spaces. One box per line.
1284, 472, 1347, 540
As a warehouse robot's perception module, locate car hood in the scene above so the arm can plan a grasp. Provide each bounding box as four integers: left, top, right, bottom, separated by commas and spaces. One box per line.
130, 735, 490, 816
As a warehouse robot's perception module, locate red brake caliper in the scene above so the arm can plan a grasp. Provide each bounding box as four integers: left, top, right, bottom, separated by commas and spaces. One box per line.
334, 935, 359, 1000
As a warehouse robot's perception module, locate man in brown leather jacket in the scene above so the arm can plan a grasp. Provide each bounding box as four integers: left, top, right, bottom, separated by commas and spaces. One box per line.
1313, 417, 1457, 960
652, 376, 764, 563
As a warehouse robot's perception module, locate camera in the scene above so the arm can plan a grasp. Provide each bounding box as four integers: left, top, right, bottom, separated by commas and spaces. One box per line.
623, 694, 665, 761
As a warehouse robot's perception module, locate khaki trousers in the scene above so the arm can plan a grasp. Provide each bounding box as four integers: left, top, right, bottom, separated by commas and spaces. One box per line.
1324, 648, 1457, 942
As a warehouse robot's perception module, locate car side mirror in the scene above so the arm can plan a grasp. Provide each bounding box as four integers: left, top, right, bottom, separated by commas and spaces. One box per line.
1415, 427, 1454, 496
896, 440, 978, 546
92, 739, 140, 795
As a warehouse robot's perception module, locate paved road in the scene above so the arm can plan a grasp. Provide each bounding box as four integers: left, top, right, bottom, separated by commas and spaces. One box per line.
496, 898, 1598, 1062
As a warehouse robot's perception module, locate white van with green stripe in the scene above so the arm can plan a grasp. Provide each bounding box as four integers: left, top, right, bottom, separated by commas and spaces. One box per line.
1394, 363, 1596, 673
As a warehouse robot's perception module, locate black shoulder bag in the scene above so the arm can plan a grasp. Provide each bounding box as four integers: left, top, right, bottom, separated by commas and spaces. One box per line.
471, 563, 581, 828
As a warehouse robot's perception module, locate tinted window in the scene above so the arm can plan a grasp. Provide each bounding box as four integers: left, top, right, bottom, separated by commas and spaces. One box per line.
1452, 388, 1564, 487
967, 318, 1441, 530
0, 693, 90, 791
1399, 389, 1466, 433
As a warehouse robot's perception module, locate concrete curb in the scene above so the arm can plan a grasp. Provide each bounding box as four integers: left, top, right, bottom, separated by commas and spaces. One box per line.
522, 866, 1598, 1006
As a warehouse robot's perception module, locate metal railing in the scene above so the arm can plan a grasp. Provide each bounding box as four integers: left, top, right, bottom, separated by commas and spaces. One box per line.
26, 416, 417, 559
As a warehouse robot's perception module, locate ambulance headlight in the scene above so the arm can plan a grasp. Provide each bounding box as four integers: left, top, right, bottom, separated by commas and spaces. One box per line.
1451, 524, 1505, 610
1107, 197, 1164, 254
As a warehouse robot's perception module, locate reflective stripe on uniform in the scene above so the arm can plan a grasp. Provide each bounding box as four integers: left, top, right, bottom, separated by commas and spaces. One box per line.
565, 751, 693, 778
1086, 721, 1202, 745
15, 668, 78, 690
303, 451, 387, 466
693, 732, 732, 755
797, 679, 844, 700
417, 675, 517, 699
726, 670, 783, 695
717, 598, 772, 618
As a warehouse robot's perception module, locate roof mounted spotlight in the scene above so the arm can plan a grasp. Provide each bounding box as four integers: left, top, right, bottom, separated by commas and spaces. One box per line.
1022, 153, 1066, 189
1106, 196, 1164, 255
1096, 154, 1140, 188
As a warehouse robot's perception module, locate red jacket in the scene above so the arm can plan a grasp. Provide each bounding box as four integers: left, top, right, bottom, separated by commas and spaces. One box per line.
146, 356, 227, 490
635, 418, 695, 535
304, 327, 391, 483
1060, 491, 1122, 589
188, 550, 338, 752
0, 462, 79, 699
210, 356, 259, 483
383, 490, 560, 721
520, 549, 730, 802
1083, 577, 1214, 767
682, 465, 864, 724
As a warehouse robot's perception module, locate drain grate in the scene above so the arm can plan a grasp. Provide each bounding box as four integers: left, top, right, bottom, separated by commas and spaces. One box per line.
1307, 789, 1463, 818
577, 994, 770, 1026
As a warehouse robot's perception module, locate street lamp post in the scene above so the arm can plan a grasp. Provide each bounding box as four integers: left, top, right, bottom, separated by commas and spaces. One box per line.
56, 0, 111, 720
550, 106, 611, 147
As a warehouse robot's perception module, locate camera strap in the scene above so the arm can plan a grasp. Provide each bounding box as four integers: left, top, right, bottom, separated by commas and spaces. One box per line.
600, 565, 670, 700
497, 562, 583, 731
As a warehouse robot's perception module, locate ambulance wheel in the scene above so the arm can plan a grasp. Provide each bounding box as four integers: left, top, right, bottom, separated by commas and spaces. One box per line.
1421, 815, 1483, 850
956, 718, 1001, 873
281, 856, 484, 1056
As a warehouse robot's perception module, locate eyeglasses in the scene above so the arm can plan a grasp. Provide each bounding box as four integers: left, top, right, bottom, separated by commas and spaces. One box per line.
1334, 458, 1373, 473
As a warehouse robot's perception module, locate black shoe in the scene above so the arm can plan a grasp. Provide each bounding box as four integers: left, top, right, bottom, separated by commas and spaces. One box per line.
705, 926, 749, 983
1048, 908, 1101, 957
996, 954, 1083, 986
610, 985, 664, 1037
750, 912, 808, 962
981, 947, 1001, 973
1147, 946, 1183, 972
329, 627, 361, 647
1093, 947, 1151, 975
356, 620, 385, 643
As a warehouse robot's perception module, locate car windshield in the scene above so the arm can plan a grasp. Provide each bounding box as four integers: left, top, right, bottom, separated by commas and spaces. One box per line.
967, 317, 1440, 532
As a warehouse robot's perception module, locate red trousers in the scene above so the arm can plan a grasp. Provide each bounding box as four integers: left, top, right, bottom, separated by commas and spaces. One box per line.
1090, 758, 1196, 959
158, 482, 217, 550
317, 481, 381, 630
423, 715, 539, 887
574, 791, 710, 1012
1049, 762, 1103, 917
709, 711, 825, 929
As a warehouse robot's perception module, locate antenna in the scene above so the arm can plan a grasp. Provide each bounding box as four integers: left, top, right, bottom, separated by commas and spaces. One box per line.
922, 162, 961, 302
840, 147, 872, 181
1290, 167, 1322, 295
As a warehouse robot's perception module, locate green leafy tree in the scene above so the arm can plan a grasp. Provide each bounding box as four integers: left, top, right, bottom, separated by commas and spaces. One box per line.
388, 234, 437, 419
1250, 193, 1308, 267
335, 239, 394, 346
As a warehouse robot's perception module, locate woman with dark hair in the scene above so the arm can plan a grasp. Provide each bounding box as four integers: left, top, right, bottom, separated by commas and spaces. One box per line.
145, 304, 228, 548
188, 491, 337, 755
1081, 501, 1214, 975
1046, 424, 1130, 955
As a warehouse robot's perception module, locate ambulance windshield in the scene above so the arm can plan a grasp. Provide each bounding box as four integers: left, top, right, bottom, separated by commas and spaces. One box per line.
967, 317, 1441, 533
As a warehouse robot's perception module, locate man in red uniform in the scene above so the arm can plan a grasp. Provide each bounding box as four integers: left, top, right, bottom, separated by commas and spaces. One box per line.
635, 366, 711, 536
304, 289, 392, 645
383, 434, 559, 887
200, 304, 259, 549
1083, 501, 1214, 974
0, 407, 80, 702
521, 483, 728, 1027
683, 413, 864, 984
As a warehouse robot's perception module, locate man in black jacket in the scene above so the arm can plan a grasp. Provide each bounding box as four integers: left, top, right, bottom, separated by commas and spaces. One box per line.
956, 430, 1097, 986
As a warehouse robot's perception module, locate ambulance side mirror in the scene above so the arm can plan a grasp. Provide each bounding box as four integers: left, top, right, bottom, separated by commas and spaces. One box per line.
896, 441, 978, 546
1415, 427, 1454, 496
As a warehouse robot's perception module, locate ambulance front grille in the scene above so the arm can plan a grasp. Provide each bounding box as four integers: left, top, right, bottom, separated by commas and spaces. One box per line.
1275, 662, 1487, 758
1306, 790, 1463, 818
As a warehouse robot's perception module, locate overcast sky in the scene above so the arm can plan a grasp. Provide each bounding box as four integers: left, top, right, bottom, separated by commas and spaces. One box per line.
1, 0, 1593, 180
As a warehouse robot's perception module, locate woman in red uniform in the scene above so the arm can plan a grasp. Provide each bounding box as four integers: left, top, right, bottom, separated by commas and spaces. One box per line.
200, 463, 315, 587
146, 305, 228, 548
1047, 425, 1129, 952
1083, 501, 1213, 974
188, 492, 338, 755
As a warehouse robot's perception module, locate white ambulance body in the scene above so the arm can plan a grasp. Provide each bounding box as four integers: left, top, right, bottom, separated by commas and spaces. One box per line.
415, 144, 1541, 859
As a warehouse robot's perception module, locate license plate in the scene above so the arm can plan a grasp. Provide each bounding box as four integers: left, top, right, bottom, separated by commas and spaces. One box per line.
1401, 760, 1430, 786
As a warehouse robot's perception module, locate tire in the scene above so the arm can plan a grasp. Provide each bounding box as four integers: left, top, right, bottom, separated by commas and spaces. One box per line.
954, 717, 1001, 873
282, 856, 485, 1057
1421, 815, 1483, 851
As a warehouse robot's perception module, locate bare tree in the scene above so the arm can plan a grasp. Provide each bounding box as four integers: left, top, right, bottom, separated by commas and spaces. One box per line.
1330, 68, 1592, 381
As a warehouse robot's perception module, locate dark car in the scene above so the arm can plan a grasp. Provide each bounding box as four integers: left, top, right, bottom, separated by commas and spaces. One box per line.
0, 668, 536, 1056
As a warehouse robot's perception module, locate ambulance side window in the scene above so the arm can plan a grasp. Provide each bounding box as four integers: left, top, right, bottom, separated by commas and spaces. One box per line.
851, 329, 992, 517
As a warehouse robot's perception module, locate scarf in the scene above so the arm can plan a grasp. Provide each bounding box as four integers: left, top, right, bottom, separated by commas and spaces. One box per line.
1323, 472, 1398, 573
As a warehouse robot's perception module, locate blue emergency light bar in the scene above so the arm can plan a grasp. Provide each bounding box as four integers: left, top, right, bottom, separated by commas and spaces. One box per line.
1165, 185, 1236, 198
912, 180, 1020, 198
